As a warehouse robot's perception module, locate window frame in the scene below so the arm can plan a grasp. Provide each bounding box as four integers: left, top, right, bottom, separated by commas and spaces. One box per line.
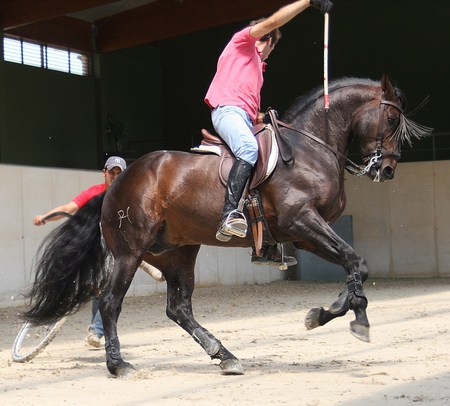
2, 34, 92, 77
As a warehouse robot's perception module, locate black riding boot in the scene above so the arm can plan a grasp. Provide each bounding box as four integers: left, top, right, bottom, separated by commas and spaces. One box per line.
216, 158, 253, 242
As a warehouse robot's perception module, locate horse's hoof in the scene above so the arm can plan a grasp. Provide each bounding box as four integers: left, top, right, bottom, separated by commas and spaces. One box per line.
219, 358, 244, 375
349, 321, 370, 343
117, 363, 137, 378
108, 361, 136, 377
305, 307, 323, 330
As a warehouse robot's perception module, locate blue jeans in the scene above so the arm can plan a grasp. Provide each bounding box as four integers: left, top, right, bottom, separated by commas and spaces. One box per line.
90, 297, 104, 338
211, 105, 258, 166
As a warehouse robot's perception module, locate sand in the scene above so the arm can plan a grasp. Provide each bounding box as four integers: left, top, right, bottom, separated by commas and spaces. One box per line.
1, 278, 449, 405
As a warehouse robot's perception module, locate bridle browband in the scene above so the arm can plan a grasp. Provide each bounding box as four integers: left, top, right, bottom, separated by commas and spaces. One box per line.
273, 93, 404, 179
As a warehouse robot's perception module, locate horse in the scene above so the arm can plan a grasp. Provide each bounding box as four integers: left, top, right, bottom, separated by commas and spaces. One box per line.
23, 75, 431, 377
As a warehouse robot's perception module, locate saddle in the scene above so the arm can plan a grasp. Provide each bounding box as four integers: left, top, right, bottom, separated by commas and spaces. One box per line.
191, 123, 278, 189
191, 111, 292, 259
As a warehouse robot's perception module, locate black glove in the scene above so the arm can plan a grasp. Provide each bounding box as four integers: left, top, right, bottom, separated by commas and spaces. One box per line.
310, 0, 333, 13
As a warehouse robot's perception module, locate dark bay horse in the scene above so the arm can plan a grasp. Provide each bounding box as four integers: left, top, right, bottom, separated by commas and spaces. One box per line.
23, 76, 431, 377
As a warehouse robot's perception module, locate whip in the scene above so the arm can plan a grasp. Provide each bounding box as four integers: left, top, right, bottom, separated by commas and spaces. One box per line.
323, 12, 330, 110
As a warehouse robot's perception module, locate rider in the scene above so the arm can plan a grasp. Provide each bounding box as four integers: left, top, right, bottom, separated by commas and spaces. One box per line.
33, 156, 127, 349
205, 0, 333, 243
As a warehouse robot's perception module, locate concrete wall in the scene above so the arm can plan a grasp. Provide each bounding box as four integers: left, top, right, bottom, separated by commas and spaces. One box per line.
0, 164, 281, 308
343, 161, 450, 278
1, 160, 448, 308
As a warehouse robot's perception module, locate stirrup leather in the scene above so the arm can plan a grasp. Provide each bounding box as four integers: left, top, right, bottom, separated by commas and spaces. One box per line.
218, 209, 247, 239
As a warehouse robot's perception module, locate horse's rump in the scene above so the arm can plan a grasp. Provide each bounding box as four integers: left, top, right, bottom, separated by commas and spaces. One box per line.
101, 151, 253, 252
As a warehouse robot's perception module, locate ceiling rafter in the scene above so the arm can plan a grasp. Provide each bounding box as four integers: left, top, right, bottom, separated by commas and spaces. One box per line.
95, 0, 291, 52
0, 0, 114, 30
6, 17, 94, 52
1, 0, 292, 53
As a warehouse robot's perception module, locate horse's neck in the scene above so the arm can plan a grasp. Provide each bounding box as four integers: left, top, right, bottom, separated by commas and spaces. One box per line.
288, 107, 352, 156
289, 86, 379, 156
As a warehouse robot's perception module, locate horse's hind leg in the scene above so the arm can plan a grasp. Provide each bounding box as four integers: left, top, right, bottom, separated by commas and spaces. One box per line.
158, 245, 244, 375
100, 255, 140, 377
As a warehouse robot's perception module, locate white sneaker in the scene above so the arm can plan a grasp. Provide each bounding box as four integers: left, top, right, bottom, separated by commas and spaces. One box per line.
85, 331, 101, 348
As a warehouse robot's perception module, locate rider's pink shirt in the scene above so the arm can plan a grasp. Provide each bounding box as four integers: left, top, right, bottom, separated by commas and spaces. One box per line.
205, 26, 265, 124
72, 183, 105, 208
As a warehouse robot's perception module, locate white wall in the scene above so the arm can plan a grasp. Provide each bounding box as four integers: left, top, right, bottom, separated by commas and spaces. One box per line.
343, 161, 450, 278
1, 160, 449, 308
0, 164, 281, 308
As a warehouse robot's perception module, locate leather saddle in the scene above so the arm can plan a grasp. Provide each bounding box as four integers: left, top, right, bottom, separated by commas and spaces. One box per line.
190, 123, 279, 189
190, 114, 293, 261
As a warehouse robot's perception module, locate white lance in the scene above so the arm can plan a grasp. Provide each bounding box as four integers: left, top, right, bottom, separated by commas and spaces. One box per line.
323, 12, 330, 110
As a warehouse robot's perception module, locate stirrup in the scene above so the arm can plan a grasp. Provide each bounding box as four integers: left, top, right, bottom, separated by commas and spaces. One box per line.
251, 244, 298, 270
251, 255, 297, 270
218, 210, 248, 239
215, 228, 232, 242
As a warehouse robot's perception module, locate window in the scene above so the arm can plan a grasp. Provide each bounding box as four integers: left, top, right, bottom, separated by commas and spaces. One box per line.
2, 35, 91, 76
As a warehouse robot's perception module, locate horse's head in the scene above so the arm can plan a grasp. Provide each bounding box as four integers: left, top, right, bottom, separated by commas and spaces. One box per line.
352, 75, 432, 182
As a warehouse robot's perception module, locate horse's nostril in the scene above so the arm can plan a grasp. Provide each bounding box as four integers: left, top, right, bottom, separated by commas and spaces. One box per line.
383, 166, 395, 180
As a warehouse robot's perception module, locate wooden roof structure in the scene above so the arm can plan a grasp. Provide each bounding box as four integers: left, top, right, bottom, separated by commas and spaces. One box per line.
1, 0, 292, 53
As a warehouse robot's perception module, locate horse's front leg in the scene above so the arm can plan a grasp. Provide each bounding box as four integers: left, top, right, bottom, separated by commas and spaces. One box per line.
162, 247, 244, 375
304, 257, 369, 341
292, 209, 370, 342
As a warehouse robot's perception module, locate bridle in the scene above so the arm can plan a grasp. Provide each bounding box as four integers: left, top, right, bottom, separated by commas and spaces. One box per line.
319, 15, 403, 180
271, 92, 405, 180
358, 95, 404, 180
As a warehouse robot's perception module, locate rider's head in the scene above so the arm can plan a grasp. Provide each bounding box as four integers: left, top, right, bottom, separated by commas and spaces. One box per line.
250, 19, 282, 62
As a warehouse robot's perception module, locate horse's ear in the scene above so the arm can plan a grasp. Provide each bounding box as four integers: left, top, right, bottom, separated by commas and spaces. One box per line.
381, 74, 395, 100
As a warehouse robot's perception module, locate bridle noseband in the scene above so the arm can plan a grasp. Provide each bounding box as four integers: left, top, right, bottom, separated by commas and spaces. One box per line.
360, 96, 403, 179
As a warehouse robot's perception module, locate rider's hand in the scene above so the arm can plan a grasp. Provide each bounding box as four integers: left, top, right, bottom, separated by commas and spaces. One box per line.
310, 0, 333, 13
33, 215, 45, 226
256, 112, 265, 124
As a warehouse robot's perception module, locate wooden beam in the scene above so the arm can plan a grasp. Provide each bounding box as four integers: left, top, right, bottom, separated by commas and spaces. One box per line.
0, 0, 115, 30
6, 17, 94, 52
95, 0, 292, 52
1, 0, 298, 53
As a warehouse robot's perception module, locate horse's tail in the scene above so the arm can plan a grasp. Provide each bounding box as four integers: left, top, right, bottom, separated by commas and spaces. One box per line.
22, 192, 110, 324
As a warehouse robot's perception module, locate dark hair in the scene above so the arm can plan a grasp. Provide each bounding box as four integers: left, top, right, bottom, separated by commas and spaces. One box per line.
249, 18, 282, 46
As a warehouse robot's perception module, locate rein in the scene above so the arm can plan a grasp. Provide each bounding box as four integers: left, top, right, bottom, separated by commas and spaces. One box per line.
274, 118, 366, 177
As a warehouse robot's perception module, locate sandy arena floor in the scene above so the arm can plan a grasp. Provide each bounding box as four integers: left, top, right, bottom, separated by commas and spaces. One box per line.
1, 278, 449, 405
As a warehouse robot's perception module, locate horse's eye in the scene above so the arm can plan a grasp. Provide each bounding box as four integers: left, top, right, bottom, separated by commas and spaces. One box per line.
387, 116, 399, 127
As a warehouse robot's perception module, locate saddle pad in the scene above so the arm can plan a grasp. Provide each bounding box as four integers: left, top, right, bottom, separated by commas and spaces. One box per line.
190, 145, 221, 156
251, 125, 278, 188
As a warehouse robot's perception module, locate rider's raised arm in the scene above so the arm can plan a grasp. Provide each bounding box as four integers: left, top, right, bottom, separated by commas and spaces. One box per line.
249, 0, 332, 39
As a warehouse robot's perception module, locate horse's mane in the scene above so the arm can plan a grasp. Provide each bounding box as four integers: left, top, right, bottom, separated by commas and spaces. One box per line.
282, 77, 380, 122
282, 77, 431, 145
